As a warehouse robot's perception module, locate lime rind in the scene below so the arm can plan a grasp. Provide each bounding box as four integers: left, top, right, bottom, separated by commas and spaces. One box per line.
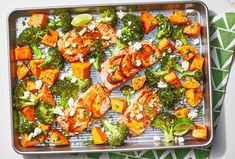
173, 118, 195, 136
71, 14, 93, 27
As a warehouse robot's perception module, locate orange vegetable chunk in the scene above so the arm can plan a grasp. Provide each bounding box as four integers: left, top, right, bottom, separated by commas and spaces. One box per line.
15, 47, 32, 60
71, 62, 91, 80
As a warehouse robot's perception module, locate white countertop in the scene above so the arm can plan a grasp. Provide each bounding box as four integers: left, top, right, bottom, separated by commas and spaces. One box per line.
0, 0, 234, 159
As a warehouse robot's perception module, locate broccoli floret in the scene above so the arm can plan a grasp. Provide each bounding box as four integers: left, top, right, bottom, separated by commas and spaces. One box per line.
145, 68, 168, 89
101, 118, 128, 146
151, 112, 176, 142
113, 39, 128, 55
18, 112, 36, 134
172, 26, 188, 45
47, 9, 72, 33
120, 85, 135, 105
16, 27, 46, 57
158, 84, 185, 109
98, 7, 117, 26
36, 102, 54, 125
119, 14, 144, 43
13, 81, 38, 110
179, 70, 204, 81
155, 14, 173, 39
51, 77, 91, 109
39, 48, 64, 70
161, 54, 184, 73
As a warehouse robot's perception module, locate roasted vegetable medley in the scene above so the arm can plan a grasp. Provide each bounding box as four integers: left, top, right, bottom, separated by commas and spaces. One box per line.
13, 8, 207, 148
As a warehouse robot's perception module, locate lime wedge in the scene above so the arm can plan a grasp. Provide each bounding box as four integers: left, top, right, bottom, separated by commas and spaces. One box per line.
174, 118, 195, 136
71, 14, 93, 27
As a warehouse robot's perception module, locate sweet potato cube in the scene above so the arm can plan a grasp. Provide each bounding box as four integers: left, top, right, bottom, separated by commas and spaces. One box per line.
140, 11, 158, 34
178, 45, 198, 61
169, 11, 188, 25
25, 79, 37, 93
28, 14, 48, 28
21, 133, 39, 148
182, 77, 200, 89
17, 62, 30, 80
29, 60, 44, 76
21, 106, 36, 121
111, 98, 127, 114
192, 124, 207, 140
41, 29, 59, 47
132, 75, 146, 91
164, 72, 181, 88
50, 129, 70, 145
39, 68, 59, 86
15, 47, 32, 60
183, 21, 201, 38
38, 85, 55, 106
185, 89, 203, 107
72, 62, 91, 80
91, 127, 107, 145
175, 107, 190, 118
157, 38, 176, 52
189, 55, 204, 71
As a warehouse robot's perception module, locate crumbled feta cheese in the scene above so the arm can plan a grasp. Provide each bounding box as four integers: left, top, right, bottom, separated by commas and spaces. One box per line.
136, 113, 143, 120
42, 54, 46, 59
188, 110, 198, 119
133, 42, 142, 51
65, 42, 70, 48
71, 77, 77, 83
128, 41, 132, 46
161, 24, 165, 28
69, 108, 76, 116
23, 91, 30, 99
182, 60, 189, 71
116, 29, 122, 38
174, 137, 178, 143
193, 38, 200, 45
89, 58, 95, 63
68, 98, 74, 107
130, 113, 135, 118
135, 60, 142, 67
139, 105, 143, 111
27, 133, 34, 141
167, 47, 172, 53
79, 27, 87, 36
72, 43, 77, 48
66, 50, 73, 55
35, 80, 42, 90
53, 107, 64, 116
60, 74, 66, 80
175, 40, 183, 48
102, 36, 110, 40
136, 109, 140, 114
149, 38, 155, 43
153, 136, 161, 142
157, 81, 167, 88
116, 10, 126, 19
177, 137, 185, 143
162, 52, 166, 57
33, 127, 42, 137
105, 17, 112, 22
88, 24, 96, 31
107, 68, 115, 74
74, 123, 82, 127
128, 21, 132, 26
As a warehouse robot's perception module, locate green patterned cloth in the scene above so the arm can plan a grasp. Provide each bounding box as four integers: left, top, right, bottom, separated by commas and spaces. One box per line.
76, 13, 235, 159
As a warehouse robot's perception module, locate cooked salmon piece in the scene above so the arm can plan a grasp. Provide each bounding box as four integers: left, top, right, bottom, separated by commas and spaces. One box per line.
57, 82, 111, 135
119, 89, 160, 137
100, 40, 161, 90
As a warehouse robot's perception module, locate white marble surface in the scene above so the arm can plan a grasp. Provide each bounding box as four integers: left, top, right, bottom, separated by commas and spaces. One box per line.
0, 0, 234, 159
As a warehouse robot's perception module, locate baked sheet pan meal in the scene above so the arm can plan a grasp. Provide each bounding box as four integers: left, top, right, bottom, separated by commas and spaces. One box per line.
9, 2, 212, 154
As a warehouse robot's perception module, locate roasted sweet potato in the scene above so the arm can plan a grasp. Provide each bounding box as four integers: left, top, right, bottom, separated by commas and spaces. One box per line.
37, 124, 51, 143
15, 47, 32, 61
185, 89, 203, 107
178, 45, 198, 61
41, 29, 59, 47
183, 21, 201, 38
39, 68, 59, 86
91, 127, 107, 145
182, 77, 200, 89
192, 123, 207, 139
29, 60, 44, 76
164, 72, 181, 88
140, 11, 158, 34
175, 107, 190, 118
25, 79, 37, 93
50, 129, 70, 145
28, 14, 48, 28
132, 75, 146, 91
21, 106, 36, 121
189, 55, 204, 71
71, 62, 91, 80
17, 62, 30, 80
21, 133, 39, 148
169, 11, 188, 25
157, 38, 175, 52
111, 98, 127, 114
37, 85, 55, 106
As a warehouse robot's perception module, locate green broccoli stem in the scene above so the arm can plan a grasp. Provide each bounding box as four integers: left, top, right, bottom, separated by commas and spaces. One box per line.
180, 37, 188, 45
93, 56, 101, 71
13, 110, 19, 132
153, 70, 169, 76
173, 61, 184, 73
30, 42, 42, 58
126, 95, 131, 106
60, 95, 68, 110
101, 118, 114, 132
164, 126, 174, 143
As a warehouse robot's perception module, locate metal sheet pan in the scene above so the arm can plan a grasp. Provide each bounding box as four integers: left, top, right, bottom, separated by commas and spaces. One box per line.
7, 0, 213, 155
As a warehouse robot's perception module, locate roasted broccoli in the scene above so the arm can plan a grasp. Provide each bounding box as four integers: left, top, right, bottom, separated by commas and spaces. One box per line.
161, 54, 184, 73
172, 26, 188, 45
145, 67, 168, 89
51, 77, 91, 109
36, 102, 54, 125
179, 70, 204, 81
39, 48, 64, 70
98, 7, 117, 26
119, 14, 144, 43
16, 27, 46, 57
47, 9, 72, 33
158, 84, 185, 109
151, 112, 176, 143
101, 118, 129, 146
120, 85, 135, 105
113, 39, 128, 55
13, 81, 38, 110
155, 14, 173, 39
18, 112, 36, 134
